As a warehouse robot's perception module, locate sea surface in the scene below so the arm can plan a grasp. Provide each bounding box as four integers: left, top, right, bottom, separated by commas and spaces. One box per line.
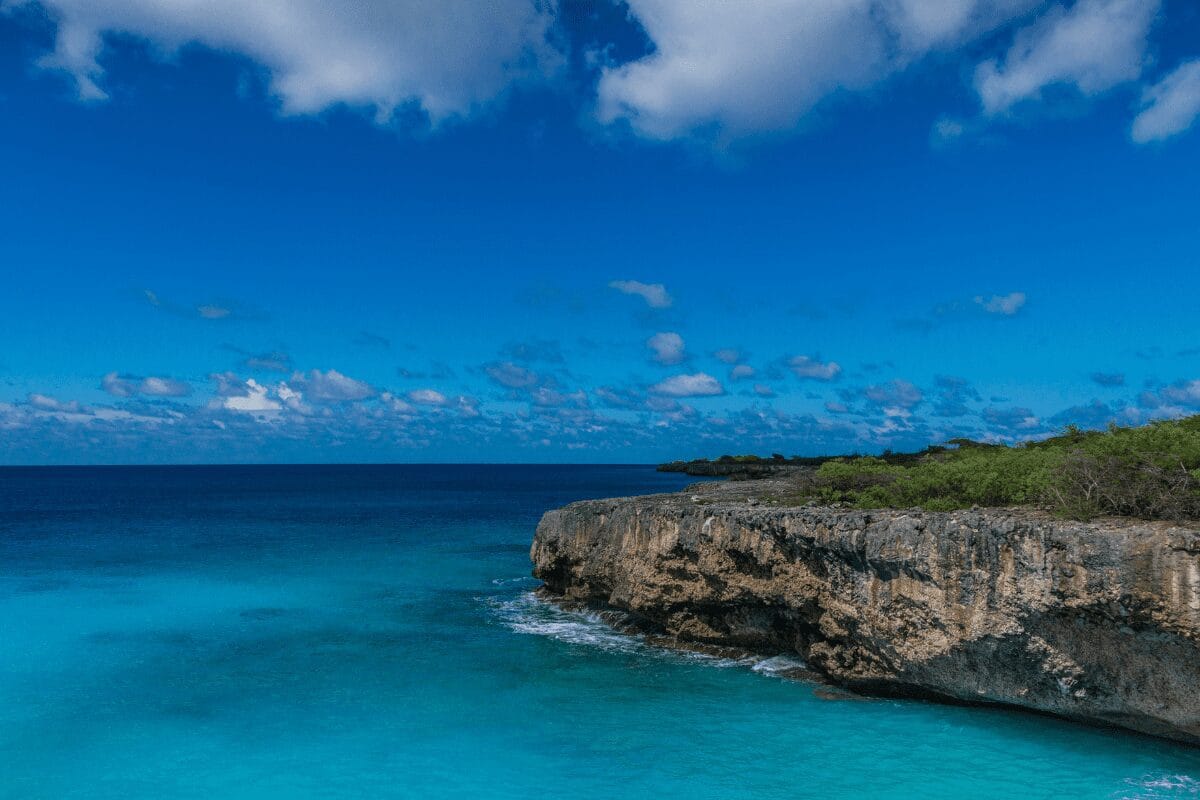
2, 465, 1199, 799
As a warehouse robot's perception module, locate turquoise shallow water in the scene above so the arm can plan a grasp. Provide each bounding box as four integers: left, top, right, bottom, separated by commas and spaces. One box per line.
2, 465, 1199, 799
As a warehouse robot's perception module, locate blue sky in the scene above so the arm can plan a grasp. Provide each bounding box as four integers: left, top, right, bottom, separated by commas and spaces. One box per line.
1, 0, 1199, 464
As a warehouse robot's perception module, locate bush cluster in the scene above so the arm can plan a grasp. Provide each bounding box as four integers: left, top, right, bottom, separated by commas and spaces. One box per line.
789, 416, 1200, 522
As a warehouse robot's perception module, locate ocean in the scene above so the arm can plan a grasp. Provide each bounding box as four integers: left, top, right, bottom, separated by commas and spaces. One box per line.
1, 464, 1198, 799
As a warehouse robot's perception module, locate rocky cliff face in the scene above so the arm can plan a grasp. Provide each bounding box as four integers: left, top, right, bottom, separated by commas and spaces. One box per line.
531, 479, 1200, 744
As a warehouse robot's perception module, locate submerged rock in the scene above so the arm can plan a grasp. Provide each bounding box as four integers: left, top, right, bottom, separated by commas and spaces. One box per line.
530, 478, 1200, 745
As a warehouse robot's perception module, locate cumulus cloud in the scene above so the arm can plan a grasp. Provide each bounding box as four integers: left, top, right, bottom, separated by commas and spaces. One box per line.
975, 291, 1027, 315
28, 393, 80, 412
15, 0, 560, 123
608, 280, 672, 308
197, 304, 231, 320
1132, 59, 1200, 143
531, 387, 588, 408
291, 369, 374, 402
863, 379, 924, 410
379, 392, 416, 415
931, 115, 967, 144
713, 347, 741, 364
408, 388, 449, 406
485, 361, 540, 389
102, 371, 191, 398
974, 0, 1159, 115
730, 364, 755, 380
595, 0, 1040, 142
646, 331, 686, 365
1139, 379, 1200, 410
221, 378, 281, 414
13, 0, 1189, 147
788, 355, 842, 381
649, 372, 725, 397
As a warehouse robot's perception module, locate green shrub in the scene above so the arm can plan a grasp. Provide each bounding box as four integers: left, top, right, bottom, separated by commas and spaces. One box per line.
787, 416, 1200, 522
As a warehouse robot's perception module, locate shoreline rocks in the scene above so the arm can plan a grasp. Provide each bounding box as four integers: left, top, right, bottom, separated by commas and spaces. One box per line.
530, 478, 1200, 745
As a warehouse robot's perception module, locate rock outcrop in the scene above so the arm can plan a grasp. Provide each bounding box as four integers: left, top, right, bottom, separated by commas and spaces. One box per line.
531, 478, 1200, 744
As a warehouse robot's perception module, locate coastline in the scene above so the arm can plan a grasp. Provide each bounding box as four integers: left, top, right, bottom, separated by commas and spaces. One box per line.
530, 477, 1200, 745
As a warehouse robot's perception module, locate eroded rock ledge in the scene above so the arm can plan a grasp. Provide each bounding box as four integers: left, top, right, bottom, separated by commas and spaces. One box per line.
530, 478, 1200, 744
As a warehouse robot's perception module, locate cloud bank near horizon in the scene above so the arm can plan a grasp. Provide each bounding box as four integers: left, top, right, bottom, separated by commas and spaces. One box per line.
4, 274, 1199, 464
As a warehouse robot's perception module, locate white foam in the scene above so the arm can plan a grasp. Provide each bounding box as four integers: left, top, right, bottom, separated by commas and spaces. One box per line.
1117, 774, 1200, 798
487, 591, 646, 655
486, 590, 809, 677
490, 576, 539, 587
751, 654, 809, 676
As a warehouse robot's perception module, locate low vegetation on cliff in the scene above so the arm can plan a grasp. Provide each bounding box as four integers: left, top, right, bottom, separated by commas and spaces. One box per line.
780, 416, 1200, 521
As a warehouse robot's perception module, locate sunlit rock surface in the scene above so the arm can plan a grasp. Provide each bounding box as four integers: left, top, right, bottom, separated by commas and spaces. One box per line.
532, 478, 1200, 744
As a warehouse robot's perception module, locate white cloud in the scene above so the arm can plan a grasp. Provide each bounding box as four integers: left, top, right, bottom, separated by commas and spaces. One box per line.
531, 387, 588, 408
975, 291, 1027, 315
646, 331, 686, 365
730, 364, 755, 380
15, 0, 560, 123
138, 376, 191, 397
380, 392, 416, 415
608, 280, 672, 308
864, 379, 924, 409
274, 382, 311, 415
21, 393, 172, 426
408, 388, 449, 406
28, 393, 80, 412
13, 0, 1185, 147
931, 115, 967, 144
101, 372, 137, 398
196, 304, 231, 320
649, 372, 725, 397
713, 347, 741, 364
1132, 59, 1200, 143
595, 0, 1039, 142
291, 369, 375, 402
1141, 379, 1200, 410
454, 395, 482, 418
485, 361, 540, 389
222, 378, 281, 413
1161, 380, 1200, 407
102, 371, 190, 397
974, 0, 1160, 115
788, 355, 842, 381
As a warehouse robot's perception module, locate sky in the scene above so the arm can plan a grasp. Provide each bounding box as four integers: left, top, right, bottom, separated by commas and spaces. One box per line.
1, 0, 1199, 464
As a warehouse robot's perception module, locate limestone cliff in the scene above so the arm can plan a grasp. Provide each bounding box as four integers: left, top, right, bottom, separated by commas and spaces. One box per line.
530, 478, 1200, 744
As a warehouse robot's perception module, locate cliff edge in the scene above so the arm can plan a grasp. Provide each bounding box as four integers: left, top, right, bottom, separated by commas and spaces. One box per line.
531, 478, 1200, 744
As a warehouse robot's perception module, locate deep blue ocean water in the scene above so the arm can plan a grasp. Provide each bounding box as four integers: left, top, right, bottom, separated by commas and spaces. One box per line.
2, 464, 1199, 799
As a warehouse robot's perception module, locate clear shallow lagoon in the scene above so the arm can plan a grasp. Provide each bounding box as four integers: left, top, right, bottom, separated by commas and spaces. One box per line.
2, 464, 1199, 799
